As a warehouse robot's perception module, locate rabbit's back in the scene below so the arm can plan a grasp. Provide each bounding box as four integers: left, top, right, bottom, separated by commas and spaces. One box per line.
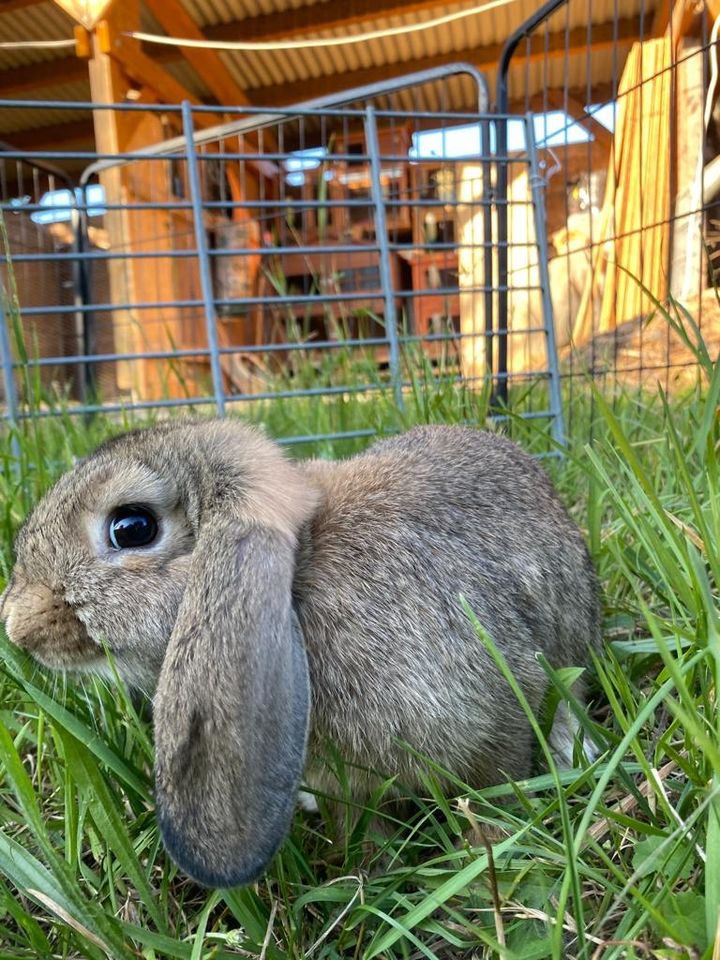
295, 426, 599, 789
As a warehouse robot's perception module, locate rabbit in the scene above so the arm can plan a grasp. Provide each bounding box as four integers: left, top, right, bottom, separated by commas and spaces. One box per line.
0, 420, 601, 888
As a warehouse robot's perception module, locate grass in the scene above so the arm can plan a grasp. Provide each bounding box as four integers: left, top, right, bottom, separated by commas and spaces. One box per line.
0, 308, 718, 959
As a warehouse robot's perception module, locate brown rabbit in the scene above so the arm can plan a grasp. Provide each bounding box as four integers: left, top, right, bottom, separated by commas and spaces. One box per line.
1, 420, 601, 887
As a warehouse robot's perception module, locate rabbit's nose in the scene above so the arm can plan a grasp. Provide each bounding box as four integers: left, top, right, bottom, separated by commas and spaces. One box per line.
2, 579, 58, 649
0, 579, 12, 620
2, 577, 97, 668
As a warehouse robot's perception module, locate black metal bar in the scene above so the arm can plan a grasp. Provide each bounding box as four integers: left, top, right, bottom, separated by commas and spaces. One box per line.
495, 0, 568, 405
73, 187, 96, 407
480, 116, 495, 390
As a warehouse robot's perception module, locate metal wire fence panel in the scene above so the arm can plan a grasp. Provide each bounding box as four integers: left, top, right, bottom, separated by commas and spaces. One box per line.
1, 0, 714, 452
0, 65, 565, 450
496, 0, 717, 439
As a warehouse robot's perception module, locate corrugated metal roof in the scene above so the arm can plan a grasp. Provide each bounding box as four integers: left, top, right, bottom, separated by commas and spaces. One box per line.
163, 58, 213, 100
180, 0, 649, 40
0, 96, 90, 135
0, 1, 75, 70
0, 0, 661, 150
181, 0, 329, 28
202, 0, 646, 102
511, 47, 628, 101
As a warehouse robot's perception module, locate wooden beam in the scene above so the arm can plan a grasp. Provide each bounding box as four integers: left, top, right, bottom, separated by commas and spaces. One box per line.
651, 0, 672, 35
543, 90, 614, 149
87, 0, 149, 396
106, 18, 279, 144
203, 0, 470, 44
0, 56, 87, 95
99, 21, 204, 107
652, 0, 704, 46
247, 18, 641, 107
143, 0, 249, 106
0, 28, 195, 106
670, 38, 704, 297
52, 0, 114, 28
666, 0, 704, 46
100, 28, 251, 133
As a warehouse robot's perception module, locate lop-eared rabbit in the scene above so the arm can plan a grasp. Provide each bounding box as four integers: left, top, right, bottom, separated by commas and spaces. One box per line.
1, 421, 600, 887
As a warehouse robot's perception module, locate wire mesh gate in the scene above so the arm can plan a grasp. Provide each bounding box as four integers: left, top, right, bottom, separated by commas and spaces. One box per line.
494, 0, 719, 439
0, 64, 564, 451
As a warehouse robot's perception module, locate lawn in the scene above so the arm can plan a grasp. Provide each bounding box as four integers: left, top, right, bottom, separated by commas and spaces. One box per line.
0, 311, 718, 959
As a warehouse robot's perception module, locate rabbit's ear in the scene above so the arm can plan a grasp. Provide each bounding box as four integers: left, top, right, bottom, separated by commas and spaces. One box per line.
153, 519, 310, 888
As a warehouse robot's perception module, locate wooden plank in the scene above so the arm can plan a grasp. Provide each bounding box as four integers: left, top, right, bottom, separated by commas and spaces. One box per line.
572, 47, 633, 344
573, 37, 674, 345
618, 42, 648, 326
669, 39, 704, 300
457, 163, 488, 383
144, 0, 249, 107
542, 91, 614, 150
605, 43, 640, 333
654, 39, 673, 305
247, 18, 641, 106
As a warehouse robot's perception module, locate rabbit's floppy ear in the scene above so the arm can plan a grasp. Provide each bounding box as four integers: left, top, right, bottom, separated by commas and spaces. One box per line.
153, 516, 311, 888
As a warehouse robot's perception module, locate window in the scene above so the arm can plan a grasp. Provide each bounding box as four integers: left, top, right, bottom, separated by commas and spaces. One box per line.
29, 184, 106, 225
586, 102, 616, 133
410, 110, 595, 160
284, 147, 330, 187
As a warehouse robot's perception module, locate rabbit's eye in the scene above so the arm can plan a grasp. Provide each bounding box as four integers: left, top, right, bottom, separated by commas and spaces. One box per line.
108, 505, 158, 550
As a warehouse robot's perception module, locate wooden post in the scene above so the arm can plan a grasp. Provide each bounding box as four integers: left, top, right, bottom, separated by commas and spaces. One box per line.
670, 40, 705, 302
505, 166, 545, 375
457, 164, 489, 384
85, 0, 141, 396
143, 0, 250, 108
85, 1, 211, 401
572, 38, 674, 346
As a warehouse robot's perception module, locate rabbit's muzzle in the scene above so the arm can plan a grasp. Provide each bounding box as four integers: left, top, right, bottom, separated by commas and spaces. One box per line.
1, 576, 100, 669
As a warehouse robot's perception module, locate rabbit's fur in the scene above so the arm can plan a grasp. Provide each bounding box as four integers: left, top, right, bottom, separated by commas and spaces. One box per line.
1, 420, 600, 887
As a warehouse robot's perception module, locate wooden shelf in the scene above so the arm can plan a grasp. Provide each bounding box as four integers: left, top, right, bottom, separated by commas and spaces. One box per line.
398, 249, 460, 335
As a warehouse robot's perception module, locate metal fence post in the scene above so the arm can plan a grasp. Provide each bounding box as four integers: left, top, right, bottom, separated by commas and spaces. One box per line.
0, 287, 21, 465
525, 116, 565, 449
364, 105, 404, 410
181, 100, 226, 416
480, 117, 495, 390
72, 186, 96, 408
495, 0, 569, 408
